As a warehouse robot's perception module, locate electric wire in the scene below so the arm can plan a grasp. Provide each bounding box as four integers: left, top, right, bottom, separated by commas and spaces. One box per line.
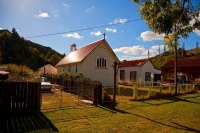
26, 19, 142, 38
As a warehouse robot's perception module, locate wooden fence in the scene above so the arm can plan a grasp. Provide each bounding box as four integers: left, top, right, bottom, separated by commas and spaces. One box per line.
0, 81, 41, 114
117, 83, 196, 100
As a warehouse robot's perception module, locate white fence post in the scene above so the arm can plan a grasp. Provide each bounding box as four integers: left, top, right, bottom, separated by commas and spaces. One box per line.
193, 84, 195, 91
149, 86, 151, 97
133, 85, 138, 100
118, 87, 120, 96
186, 84, 188, 93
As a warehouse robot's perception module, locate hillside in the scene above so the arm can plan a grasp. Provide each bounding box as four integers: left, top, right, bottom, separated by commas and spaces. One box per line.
150, 47, 200, 69
0, 28, 64, 70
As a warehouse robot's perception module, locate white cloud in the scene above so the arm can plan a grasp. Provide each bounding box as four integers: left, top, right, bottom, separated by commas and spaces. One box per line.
62, 32, 83, 39
140, 31, 165, 41
85, 6, 95, 12
52, 9, 59, 17
0, 28, 2, 30
114, 44, 167, 61
119, 55, 148, 61
194, 28, 200, 36
113, 45, 145, 55
91, 31, 101, 36
109, 18, 128, 24
150, 44, 165, 50
63, 3, 70, 7
35, 10, 49, 18
105, 28, 117, 33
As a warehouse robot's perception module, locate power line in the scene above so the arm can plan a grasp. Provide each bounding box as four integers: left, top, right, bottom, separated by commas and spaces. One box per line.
26, 19, 142, 38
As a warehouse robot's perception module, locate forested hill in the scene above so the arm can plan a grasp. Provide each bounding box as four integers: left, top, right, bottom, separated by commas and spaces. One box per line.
150, 46, 200, 70
0, 28, 64, 70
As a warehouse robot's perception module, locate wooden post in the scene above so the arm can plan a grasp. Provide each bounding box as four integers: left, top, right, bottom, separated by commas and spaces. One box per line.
118, 87, 120, 96
186, 84, 188, 93
133, 85, 138, 100
93, 87, 98, 106
149, 86, 151, 98
160, 85, 162, 96
112, 62, 117, 109
193, 84, 195, 91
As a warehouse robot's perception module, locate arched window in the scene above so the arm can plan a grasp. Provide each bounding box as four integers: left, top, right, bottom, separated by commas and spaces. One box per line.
96, 56, 107, 68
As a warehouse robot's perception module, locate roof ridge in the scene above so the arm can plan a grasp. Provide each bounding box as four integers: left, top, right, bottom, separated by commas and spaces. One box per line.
126, 58, 147, 61
78, 39, 104, 49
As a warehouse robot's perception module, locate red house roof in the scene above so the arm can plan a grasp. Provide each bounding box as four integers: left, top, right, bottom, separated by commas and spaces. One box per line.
121, 59, 148, 67
161, 58, 200, 68
56, 39, 105, 66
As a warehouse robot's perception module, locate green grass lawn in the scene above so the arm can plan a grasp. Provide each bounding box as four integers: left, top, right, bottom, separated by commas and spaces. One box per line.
43, 92, 200, 133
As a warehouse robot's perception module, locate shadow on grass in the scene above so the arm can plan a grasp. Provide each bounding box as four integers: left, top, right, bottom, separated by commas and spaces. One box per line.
99, 94, 200, 133
138, 92, 200, 106
100, 105, 200, 133
0, 112, 59, 133
130, 112, 200, 133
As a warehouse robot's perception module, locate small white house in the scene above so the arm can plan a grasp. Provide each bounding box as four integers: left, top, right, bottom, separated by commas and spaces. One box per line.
56, 39, 119, 87
38, 64, 57, 75
118, 59, 161, 85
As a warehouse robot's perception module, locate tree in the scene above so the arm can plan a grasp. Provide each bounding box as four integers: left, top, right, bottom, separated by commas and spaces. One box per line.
49, 54, 62, 66
0, 47, 2, 63
132, 0, 200, 95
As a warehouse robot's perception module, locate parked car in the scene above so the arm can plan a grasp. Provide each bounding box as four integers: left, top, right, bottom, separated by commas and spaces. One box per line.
41, 77, 52, 91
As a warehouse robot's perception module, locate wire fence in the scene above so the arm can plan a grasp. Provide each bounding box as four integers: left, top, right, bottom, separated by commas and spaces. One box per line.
41, 84, 101, 112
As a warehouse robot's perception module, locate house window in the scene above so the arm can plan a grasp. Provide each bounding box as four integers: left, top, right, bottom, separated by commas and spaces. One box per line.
130, 71, 136, 81
120, 70, 125, 80
96, 56, 107, 68
145, 72, 151, 81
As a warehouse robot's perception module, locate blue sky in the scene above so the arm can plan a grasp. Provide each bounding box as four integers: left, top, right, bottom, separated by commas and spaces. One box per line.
0, 0, 200, 61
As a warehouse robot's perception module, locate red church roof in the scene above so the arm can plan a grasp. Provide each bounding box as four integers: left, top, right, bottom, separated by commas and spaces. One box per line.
161, 58, 200, 68
121, 59, 148, 67
56, 39, 104, 66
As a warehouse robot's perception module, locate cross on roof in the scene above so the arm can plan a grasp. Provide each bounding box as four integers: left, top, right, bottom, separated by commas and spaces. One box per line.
103, 33, 106, 39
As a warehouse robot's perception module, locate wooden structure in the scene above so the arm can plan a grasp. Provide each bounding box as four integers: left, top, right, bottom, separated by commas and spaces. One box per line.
161, 58, 200, 83
38, 64, 57, 76
0, 81, 41, 114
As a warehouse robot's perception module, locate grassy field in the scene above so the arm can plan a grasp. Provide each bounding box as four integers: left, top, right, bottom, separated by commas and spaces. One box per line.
42, 92, 200, 133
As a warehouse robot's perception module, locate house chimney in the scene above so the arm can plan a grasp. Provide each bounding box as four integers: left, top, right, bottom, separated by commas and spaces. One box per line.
70, 43, 77, 52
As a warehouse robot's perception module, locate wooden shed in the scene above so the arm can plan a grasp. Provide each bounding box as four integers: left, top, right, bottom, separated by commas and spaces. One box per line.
161, 58, 200, 83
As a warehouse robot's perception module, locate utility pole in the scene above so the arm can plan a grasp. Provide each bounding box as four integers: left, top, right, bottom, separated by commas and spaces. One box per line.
112, 61, 117, 109
174, 24, 178, 95
174, 8, 186, 95
182, 42, 185, 57
196, 42, 199, 56
164, 45, 166, 56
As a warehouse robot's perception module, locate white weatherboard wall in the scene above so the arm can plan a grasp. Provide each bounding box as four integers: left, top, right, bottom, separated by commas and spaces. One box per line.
81, 42, 116, 87
118, 60, 161, 85
118, 66, 141, 84
57, 63, 82, 74
56, 41, 118, 87
141, 61, 161, 82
